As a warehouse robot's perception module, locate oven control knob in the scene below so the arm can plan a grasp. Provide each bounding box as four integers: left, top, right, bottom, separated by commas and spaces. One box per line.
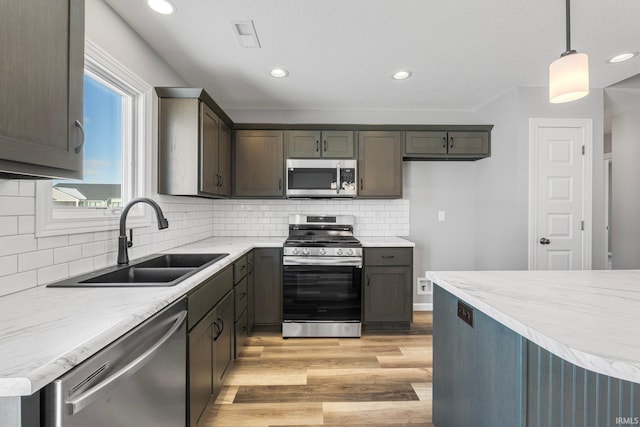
302, 248, 310, 255
336, 249, 343, 256
347, 248, 354, 255
292, 248, 299, 255
319, 248, 326, 256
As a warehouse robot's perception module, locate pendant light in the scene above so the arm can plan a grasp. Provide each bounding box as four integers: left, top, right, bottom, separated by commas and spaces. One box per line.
549, 0, 589, 103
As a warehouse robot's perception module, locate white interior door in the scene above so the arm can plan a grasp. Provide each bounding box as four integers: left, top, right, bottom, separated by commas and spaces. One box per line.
529, 119, 592, 270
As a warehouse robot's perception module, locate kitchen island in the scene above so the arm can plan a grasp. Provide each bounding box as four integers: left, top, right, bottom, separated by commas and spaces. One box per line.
427, 270, 640, 427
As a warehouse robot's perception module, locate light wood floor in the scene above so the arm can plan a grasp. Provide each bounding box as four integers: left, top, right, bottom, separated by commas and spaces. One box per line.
204, 312, 434, 426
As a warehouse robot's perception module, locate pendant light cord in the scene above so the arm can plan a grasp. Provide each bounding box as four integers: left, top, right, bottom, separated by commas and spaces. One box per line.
565, 0, 571, 52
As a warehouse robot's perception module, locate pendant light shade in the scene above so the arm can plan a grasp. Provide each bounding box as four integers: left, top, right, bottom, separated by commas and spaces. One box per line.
548, 0, 589, 103
549, 52, 589, 103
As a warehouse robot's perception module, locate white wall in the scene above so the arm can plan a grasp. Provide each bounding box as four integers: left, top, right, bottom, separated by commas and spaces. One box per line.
611, 109, 640, 268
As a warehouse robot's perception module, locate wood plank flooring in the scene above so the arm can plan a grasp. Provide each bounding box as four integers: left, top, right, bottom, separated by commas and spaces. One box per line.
203, 312, 434, 426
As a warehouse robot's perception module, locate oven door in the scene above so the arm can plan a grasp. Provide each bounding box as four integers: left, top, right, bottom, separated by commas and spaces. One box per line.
282, 261, 362, 322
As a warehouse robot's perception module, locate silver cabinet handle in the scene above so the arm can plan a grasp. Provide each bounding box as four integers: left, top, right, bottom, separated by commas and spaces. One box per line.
442, 136, 447, 149
316, 140, 319, 152
74, 120, 85, 154
66, 310, 187, 415
449, 137, 454, 149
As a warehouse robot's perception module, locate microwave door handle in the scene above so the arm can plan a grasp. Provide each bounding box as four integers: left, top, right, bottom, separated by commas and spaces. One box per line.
336, 164, 341, 194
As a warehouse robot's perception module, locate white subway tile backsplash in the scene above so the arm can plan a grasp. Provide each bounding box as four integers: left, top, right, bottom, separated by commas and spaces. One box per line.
0, 196, 35, 216
18, 216, 35, 234
37, 263, 69, 286
54, 245, 82, 264
37, 235, 70, 250
19, 249, 54, 272
0, 234, 37, 257
69, 258, 95, 276
19, 181, 35, 197
0, 270, 37, 294
0, 217, 18, 236
0, 180, 20, 196
0, 255, 18, 277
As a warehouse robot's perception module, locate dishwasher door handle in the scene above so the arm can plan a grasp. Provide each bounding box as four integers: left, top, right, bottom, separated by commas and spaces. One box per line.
66, 310, 187, 415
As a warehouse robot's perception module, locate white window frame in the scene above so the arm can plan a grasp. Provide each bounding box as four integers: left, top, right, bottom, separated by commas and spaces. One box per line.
35, 39, 153, 237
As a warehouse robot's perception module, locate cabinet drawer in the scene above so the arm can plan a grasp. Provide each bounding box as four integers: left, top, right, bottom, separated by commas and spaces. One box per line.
234, 308, 248, 358
234, 255, 248, 282
234, 276, 248, 320
187, 266, 233, 330
365, 248, 412, 266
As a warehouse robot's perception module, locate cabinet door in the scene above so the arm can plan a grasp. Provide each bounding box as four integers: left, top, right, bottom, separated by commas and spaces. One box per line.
188, 310, 214, 427
322, 131, 355, 158
404, 131, 448, 157
363, 266, 412, 323
357, 131, 402, 198
212, 291, 234, 399
247, 250, 255, 332
218, 121, 232, 197
234, 130, 284, 197
0, 0, 84, 179
200, 103, 219, 195
447, 131, 489, 157
253, 248, 283, 326
286, 130, 321, 158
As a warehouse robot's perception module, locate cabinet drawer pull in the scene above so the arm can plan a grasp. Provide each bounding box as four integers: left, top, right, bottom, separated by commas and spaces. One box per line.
219, 175, 224, 187
278, 178, 282, 190
366, 274, 370, 287
239, 264, 246, 270
74, 120, 85, 154
239, 292, 247, 299
442, 136, 446, 149
381, 255, 395, 259
316, 140, 319, 152
360, 178, 363, 190
324, 140, 327, 152
449, 137, 454, 149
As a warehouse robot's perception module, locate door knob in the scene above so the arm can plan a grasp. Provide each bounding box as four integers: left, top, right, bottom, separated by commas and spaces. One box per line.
539, 237, 551, 245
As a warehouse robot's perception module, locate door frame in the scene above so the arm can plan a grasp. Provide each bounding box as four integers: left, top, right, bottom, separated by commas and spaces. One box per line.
528, 118, 593, 270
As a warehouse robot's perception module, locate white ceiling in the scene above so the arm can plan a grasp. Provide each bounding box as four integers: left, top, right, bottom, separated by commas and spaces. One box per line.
104, 0, 640, 114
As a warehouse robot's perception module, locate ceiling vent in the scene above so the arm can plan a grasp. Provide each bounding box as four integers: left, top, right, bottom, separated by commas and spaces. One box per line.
230, 20, 261, 48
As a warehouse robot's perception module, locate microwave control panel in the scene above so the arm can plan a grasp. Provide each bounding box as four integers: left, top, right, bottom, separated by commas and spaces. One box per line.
340, 168, 355, 185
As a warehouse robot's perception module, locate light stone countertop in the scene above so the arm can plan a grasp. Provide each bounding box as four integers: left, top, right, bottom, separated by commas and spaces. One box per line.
426, 270, 640, 384
358, 236, 415, 247
0, 235, 413, 397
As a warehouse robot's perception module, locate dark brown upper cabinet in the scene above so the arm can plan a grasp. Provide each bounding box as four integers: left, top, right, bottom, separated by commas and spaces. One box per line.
404, 130, 490, 160
357, 131, 402, 198
234, 130, 284, 198
157, 88, 232, 198
0, 0, 85, 179
285, 130, 355, 159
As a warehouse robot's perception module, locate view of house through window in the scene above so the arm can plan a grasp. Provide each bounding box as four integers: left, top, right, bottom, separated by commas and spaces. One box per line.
52, 73, 124, 208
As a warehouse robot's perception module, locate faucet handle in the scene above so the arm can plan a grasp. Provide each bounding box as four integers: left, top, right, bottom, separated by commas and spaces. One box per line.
127, 229, 133, 248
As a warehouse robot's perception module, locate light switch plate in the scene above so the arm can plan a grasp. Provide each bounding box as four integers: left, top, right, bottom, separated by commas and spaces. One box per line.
438, 211, 445, 222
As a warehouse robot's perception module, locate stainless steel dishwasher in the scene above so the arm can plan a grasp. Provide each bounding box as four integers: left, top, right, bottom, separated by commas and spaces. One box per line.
43, 299, 187, 427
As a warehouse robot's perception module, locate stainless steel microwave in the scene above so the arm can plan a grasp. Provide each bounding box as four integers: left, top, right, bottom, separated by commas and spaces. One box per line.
286, 159, 357, 198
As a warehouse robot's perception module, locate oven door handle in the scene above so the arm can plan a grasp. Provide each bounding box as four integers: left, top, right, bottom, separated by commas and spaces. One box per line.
336, 164, 341, 195
283, 256, 362, 268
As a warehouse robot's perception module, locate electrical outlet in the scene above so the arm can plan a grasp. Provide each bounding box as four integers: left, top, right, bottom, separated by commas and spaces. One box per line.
438, 211, 445, 222
417, 278, 432, 295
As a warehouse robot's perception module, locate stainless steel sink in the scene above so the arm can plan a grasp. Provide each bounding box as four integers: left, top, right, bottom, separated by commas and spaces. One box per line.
47, 253, 229, 287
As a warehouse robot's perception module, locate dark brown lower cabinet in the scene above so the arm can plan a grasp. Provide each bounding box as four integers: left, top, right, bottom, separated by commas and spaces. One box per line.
253, 248, 283, 326
187, 267, 234, 427
362, 248, 413, 327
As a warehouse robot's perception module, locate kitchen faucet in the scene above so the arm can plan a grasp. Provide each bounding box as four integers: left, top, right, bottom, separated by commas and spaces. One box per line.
117, 197, 169, 265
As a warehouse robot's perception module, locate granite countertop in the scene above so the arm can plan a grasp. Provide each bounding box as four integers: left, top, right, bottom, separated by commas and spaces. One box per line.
426, 270, 640, 384
0, 235, 413, 397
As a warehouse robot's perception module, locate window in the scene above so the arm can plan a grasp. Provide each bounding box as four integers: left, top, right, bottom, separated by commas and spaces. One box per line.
52, 73, 124, 209
36, 39, 152, 237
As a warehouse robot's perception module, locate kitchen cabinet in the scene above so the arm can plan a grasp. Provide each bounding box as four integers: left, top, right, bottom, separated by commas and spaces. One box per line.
233, 255, 249, 358
187, 266, 233, 427
363, 248, 413, 327
157, 88, 232, 198
247, 250, 255, 333
234, 130, 285, 197
404, 130, 490, 160
433, 284, 525, 427
357, 131, 403, 198
253, 248, 283, 326
285, 130, 355, 158
0, 0, 84, 179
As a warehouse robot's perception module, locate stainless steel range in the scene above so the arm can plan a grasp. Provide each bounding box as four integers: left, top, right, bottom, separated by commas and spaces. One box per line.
282, 214, 362, 338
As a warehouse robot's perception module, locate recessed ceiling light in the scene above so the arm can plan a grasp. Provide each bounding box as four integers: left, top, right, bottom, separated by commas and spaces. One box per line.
269, 68, 289, 78
607, 52, 638, 64
147, 0, 175, 15
392, 71, 412, 80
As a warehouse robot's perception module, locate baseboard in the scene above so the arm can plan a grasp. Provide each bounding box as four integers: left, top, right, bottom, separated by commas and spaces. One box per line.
413, 303, 433, 311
